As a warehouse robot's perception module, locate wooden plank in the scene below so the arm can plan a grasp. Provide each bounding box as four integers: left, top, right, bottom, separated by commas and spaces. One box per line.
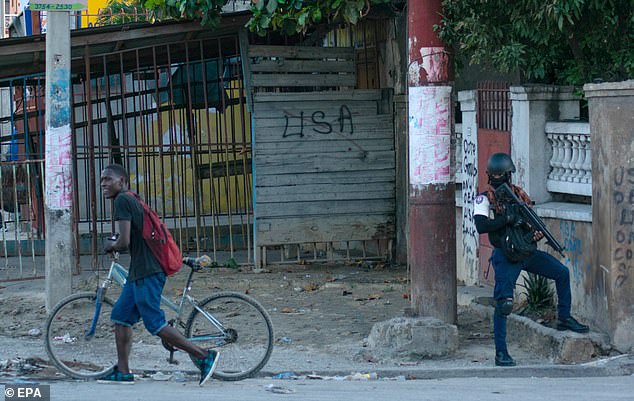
253, 90, 381, 103
251, 73, 356, 88
257, 181, 393, 196
256, 184, 394, 203
256, 170, 395, 187
248, 45, 354, 60
250, 59, 356, 73
253, 100, 377, 113
256, 214, 395, 245
253, 127, 394, 142
238, 29, 254, 113
253, 114, 392, 130
256, 190, 394, 203
257, 199, 395, 218
254, 151, 395, 175
255, 138, 394, 154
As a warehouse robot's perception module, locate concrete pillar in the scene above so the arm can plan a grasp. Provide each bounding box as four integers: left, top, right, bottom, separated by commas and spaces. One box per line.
510, 86, 580, 203
585, 80, 634, 353
45, 11, 73, 312
457, 90, 478, 285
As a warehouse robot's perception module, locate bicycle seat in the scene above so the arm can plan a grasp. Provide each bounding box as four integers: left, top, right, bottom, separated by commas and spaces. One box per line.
182, 255, 213, 271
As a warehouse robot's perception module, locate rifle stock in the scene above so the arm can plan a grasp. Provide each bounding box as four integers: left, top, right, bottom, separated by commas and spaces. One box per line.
495, 183, 565, 257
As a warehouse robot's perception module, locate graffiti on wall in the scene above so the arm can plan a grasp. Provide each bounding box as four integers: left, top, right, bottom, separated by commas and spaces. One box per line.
408, 86, 451, 189
282, 106, 354, 138
462, 126, 479, 282
559, 220, 591, 285
613, 166, 634, 288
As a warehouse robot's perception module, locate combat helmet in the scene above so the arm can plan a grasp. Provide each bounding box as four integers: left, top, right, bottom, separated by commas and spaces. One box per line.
486, 153, 515, 187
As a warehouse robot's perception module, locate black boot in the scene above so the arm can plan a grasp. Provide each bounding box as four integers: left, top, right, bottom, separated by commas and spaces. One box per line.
557, 316, 589, 333
495, 350, 516, 367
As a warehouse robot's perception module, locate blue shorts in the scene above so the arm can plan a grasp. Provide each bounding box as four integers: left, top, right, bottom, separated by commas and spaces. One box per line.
111, 272, 168, 336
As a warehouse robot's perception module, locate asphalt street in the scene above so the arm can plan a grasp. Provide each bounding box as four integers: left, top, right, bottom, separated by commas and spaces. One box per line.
3, 376, 634, 401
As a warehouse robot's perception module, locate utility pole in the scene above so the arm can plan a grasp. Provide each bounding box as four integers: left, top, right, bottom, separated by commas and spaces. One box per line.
44, 10, 73, 311
407, 0, 456, 323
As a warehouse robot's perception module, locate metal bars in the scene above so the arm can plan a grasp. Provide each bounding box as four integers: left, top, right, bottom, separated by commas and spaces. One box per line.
73, 34, 253, 268
0, 160, 45, 281
477, 81, 511, 131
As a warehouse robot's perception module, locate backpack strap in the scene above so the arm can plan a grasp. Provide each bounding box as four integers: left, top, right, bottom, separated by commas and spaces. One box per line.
483, 184, 533, 215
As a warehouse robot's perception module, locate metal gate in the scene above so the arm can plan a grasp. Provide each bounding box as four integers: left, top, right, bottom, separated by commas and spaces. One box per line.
1, 22, 254, 280
477, 81, 511, 285
75, 33, 253, 268
0, 77, 47, 281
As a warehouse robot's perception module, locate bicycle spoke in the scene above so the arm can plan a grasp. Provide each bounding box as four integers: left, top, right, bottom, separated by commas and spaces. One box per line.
185, 292, 273, 381
45, 293, 117, 379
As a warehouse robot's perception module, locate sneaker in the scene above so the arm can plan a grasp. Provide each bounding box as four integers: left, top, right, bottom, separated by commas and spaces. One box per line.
557, 316, 590, 333
197, 349, 219, 386
495, 350, 516, 367
97, 366, 135, 384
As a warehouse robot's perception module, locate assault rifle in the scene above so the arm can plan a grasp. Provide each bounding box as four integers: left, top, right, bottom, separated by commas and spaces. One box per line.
495, 183, 565, 257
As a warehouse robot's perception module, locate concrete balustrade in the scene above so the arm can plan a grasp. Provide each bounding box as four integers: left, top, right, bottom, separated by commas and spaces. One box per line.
546, 121, 592, 196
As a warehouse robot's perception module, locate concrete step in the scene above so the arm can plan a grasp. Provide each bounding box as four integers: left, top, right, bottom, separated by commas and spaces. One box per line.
468, 302, 613, 364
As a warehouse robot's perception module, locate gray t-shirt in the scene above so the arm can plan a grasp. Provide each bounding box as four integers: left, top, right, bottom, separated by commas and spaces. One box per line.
113, 192, 163, 282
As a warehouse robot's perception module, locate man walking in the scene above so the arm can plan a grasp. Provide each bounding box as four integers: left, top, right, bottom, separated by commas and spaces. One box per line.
99, 163, 219, 385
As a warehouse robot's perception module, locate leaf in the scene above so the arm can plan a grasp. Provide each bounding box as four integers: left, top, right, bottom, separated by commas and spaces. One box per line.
224, 258, 238, 269
259, 15, 271, 29
255, 0, 265, 11
266, 0, 278, 14
344, 3, 359, 24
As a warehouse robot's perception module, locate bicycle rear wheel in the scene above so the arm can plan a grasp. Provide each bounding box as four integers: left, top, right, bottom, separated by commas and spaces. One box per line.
185, 291, 274, 381
44, 292, 117, 379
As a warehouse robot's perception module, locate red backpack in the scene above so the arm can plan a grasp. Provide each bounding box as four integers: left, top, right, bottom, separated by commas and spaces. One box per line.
127, 192, 182, 276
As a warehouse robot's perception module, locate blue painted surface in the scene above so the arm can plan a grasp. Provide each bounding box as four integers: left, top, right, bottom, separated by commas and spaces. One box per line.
49, 68, 71, 127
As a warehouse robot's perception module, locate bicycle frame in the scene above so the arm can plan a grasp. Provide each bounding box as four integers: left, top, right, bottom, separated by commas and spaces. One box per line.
88, 254, 228, 344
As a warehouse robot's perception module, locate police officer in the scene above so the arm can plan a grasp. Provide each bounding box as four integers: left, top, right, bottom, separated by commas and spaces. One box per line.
473, 153, 589, 367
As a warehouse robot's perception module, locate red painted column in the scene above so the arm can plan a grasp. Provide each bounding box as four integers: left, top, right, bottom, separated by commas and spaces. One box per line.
407, 0, 456, 323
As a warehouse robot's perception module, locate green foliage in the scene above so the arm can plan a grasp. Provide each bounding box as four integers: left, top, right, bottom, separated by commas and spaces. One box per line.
139, 0, 392, 36
246, 0, 392, 36
142, 0, 225, 28
518, 273, 554, 316
435, 0, 634, 85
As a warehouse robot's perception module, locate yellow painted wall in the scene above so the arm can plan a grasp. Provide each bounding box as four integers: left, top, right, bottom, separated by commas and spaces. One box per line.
86, 0, 109, 26
131, 88, 251, 217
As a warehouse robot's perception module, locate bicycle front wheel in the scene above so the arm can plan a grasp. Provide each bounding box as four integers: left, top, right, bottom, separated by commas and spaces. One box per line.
44, 292, 117, 379
185, 291, 274, 381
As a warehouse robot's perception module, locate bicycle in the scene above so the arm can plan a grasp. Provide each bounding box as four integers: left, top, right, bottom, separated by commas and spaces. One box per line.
44, 253, 274, 381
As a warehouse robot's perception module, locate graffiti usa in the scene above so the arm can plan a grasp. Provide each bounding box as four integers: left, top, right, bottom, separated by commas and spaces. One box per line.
282, 105, 354, 138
